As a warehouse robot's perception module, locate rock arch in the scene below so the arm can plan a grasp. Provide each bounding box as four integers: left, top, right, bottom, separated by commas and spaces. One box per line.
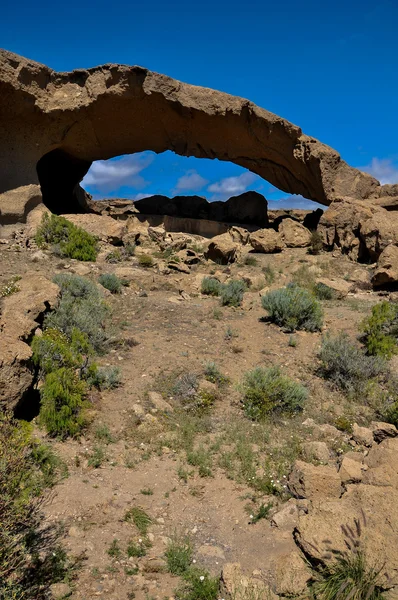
0, 49, 386, 213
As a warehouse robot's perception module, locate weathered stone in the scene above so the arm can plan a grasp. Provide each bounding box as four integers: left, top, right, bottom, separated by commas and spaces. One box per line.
221, 563, 277, 600
352, 423, 374, 447
316, 277, 353, 299
363, 437, 398, 488
147, 225, 166, 244
278, 218, 312, 247
249, 229, 285, 253
0, 275, 59, 411
204, 233, 241, 264
0, 50, 383, 215
288, 460, 342, 500
270, 499, 299, 529
229, 226, 250, 245
0, 184, 42, 229
270, 550, 312, 596
371, 421, 398, 443
339, 456, 363, 484
167, 261, 190, 274
302, 441, 331, 463
49, 582, 72, 599
175, 248, 201, 264
372, 245, 398, 288
147, 391, 173, 412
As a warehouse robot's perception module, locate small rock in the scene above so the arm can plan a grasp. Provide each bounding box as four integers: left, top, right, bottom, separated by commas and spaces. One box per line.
352, 423, 374, 447
371, 421, 398, 443
270, 500, 299, 529
50, 582, 72, 599
302, 441, 330, 463
31, 250, 47, 262
339, 456, 363, 483
198, 544, 225, 559
147, 391, 173, 412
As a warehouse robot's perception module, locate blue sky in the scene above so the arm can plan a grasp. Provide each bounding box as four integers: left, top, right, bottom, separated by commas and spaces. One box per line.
2, 0, 397, 209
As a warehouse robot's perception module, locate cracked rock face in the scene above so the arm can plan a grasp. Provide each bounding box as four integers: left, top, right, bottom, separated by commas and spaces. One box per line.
0, 49, 385, 214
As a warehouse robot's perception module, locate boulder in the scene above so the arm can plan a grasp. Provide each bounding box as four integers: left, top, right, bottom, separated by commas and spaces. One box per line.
249, 229, 285, 253
0, 275, 59, 410
222, 191, 268, 226
62, 213, 127, 245
360, 212, 398, 261
204, 233, 241, 264
229, 226, 250, 245
302, 441, 331, 463
339, 456, 363, 484
270, 550, 312, 596
371, 421, 398, 443
372, 245, 398, 288
288, 460, 342, 500
278, 218, 312, 247
316, 277, 353, 299
0, 184, 43, 229
352, 423, 374, 447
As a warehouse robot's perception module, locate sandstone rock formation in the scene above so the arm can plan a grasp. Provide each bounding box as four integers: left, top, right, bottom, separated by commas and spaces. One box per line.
0, 49, 388, 215
278, 218, 312, 247
249, 229, 285, 253
0, 275, 59, 411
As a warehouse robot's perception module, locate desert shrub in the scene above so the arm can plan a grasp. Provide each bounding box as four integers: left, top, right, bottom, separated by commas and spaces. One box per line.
165, 533, 193, 575
220, 279, 247, 307
0, 275, 21, 298
0, 413, 71, 599
39, 368, 88, 438
318, 332, 387, 395
243, 254, 257, 266
203, 361, 230, 386
201, 277, 222, 296
46, 274, 109, 353
309, 230, 323, 255
175, 567, 219, 600
173, 372, 199, 400
32, 327, 93, 375
35, 213, 98, 261
87, 365, 121, 390
314, 282, 335, 300
262, 283, 323, 332
99, 273, 122, 294
124, 506, 153, 534
262, 264, 275, 285
240, 365, 308, 420
312, 517, 385, 600
105, 249, 123, 263
138, 254, 154, 268
361, 301, 398, 359
291, 264, 316, 289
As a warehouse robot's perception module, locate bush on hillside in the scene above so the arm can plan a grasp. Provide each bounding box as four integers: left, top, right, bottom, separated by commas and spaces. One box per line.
262, 283, 323, 332
220, 279, 247, 307
39, 368, 88, 438
99, 273, 123, 294
240, 365, 308, 420
35, 213, 98, 261
201, 277, 222, 296
361, 301, 398, 359
32, 327, 93, 374
318, 332, 387, 395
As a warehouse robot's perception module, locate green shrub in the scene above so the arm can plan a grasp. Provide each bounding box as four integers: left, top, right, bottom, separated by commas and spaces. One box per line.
262, 283, 323, 332
39, 368, 88, 438
0, 413, 72, 598
175, 567, 219, 600
240, 365, 307, 420
124, 506, 153, 534
99, 273, 122, 294
241, 366, 307, 420
138, 254, 154, 268
87, 445, 107, 468
46, 274, 109, 353
318, 332, 387, 395
165, 533, 193, 575
87, 365, 121, 390
220, 279, 247, 307
243, 254, 257, 266
201, 277, 222, 296
32, 327, 92, 374
314, 282, 335, 300
203, 361, 230, 386
361, 301, 398, 359
35, 213, 98, 261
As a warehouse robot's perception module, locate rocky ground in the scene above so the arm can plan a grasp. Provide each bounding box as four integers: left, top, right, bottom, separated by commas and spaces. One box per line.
1, 209, 398, 600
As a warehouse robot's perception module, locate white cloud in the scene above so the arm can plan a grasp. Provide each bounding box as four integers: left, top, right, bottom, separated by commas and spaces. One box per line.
173, 170, 208, 194
133, 193, 154, 201
360, 158, 398, 185
207, 172, 259, 200
82, 152, 154, 194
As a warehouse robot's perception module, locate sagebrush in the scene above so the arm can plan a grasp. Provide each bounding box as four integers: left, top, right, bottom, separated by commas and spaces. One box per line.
262, 283, 323, 331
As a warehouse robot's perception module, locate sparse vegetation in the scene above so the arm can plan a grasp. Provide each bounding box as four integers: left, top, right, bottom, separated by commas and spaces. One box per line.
318, 332, 387, 396
203, 361, 229, 386
244, 254, 257, 266
175, 567, 219, 600
314, 281, 335, 300
262, 264, 275, 285
309, 230, 323, 255
0, 274, 21, 297
138, 253, 154, 268
262, 283, 323, 331
165, 533, 193, 575
99, 273, 123, 293
240, 365, 308, 420
35, 213, 98, 261
87, 365, 121, 390
361, 301, 398, 358
124, 506, 153, 534
201, 277, 222, 296
220, 279, 247, 307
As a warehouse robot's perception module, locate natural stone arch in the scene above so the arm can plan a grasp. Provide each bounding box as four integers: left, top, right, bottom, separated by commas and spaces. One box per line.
0, 49, 386, 213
